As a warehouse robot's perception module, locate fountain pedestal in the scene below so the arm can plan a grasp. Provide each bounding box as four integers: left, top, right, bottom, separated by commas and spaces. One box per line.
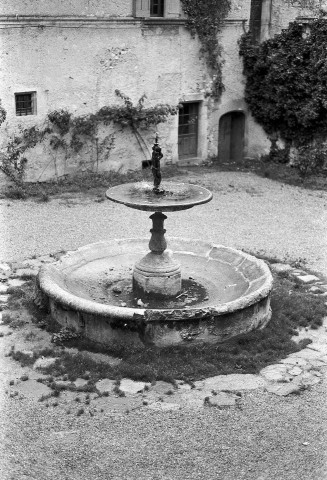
133, 212, 181, 297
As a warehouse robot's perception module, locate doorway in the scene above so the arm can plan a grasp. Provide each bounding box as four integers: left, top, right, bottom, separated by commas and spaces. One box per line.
218, 111, 245, 162
178, 102, 199, 159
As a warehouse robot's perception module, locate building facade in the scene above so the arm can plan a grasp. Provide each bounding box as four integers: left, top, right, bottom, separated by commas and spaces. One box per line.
0, 0, 319, 182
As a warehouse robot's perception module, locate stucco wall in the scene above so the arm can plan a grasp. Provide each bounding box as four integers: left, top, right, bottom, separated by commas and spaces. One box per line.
270, 0, 320, 35
0, 17, 210, 181
0, 0, 132, 17
0, 0, 321, 184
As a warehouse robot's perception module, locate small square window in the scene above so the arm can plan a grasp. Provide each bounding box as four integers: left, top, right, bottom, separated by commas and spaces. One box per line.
15, 92, 37, 116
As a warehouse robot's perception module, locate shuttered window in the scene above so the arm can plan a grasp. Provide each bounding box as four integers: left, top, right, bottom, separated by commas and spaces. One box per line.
134, 0, 180, 18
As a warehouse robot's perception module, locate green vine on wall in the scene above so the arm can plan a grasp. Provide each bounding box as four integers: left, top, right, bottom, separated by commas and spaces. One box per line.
0, 126, 49, 185
0, 91, 178, 184
180, 0, 231, 98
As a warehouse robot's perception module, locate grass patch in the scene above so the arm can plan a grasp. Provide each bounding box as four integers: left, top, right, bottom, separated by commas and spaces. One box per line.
0, 165, 182, 201
208, 157, 327, 191
6, 265, 327, 384
9, 346, 59, 368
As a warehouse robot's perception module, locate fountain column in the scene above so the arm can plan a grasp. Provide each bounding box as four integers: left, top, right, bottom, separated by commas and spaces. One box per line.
133, 211, 182, 298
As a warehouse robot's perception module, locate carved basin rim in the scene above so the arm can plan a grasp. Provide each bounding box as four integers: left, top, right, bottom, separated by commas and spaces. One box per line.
37, 238, 273, 323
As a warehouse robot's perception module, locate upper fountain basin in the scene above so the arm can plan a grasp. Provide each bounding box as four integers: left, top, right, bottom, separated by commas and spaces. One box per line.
106, 181, 213, 212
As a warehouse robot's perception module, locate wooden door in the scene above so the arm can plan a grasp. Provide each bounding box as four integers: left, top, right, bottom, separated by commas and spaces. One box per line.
218, 112, 245, 162
178, 102, 199, 158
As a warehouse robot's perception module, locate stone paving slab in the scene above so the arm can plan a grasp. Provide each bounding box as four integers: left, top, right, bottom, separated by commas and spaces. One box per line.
195, 374, 266, 392
8, 379, 52, 401
95, 379, 116, 394
297, 274, 320, 284
260, 364, 289, 382
120, 379, 150, 394
33, 357, 58, 370
74, 378, 89, 388
270, 263, 294, 273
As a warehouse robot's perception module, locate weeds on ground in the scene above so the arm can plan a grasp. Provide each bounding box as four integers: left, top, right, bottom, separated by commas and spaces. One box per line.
0, 165, 182, 201
6, 267, 327, 384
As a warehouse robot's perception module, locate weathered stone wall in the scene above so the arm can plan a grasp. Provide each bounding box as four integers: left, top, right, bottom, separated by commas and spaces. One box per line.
0, 0, 321, 183
0, 0, 132, 16
0, 15, 209, 181
270, 0, 320, 35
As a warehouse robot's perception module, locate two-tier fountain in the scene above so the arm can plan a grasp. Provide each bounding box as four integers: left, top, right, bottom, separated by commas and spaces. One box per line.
37, 135, 273, 348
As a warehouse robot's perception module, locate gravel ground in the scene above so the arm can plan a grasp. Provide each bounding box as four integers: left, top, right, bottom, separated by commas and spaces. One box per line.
2, 382, 327, 480
1, 170, 326, 274
1, 170, 327, 479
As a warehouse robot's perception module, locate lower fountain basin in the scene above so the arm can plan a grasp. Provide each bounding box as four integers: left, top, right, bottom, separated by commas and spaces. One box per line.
36, 238, 273, 347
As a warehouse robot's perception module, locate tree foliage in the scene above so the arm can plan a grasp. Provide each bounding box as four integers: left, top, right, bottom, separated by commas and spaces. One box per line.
239, 19, 327, 148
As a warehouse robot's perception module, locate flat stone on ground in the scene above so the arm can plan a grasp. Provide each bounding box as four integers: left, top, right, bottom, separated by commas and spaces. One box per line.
297, 274, 320, 284
11, 379, 52, 400
266, 383, 303, 397
120, 379, 149, 395
7, 278, 26, 288
270, 263, 293, 274
0, 295, 9, 303
150, 381, 176, 396
299, 372, 322, 387
309, 286, 324, 294
95, 378, 116, 394
260, 364, 288, 382
175, 380, 192, 391
0, 285, 8, 294
288, 366, 302, 376
74, 378, 89, 388
197, 374, 266, 392
206, 392, 238, 408
33, 357, 58, 370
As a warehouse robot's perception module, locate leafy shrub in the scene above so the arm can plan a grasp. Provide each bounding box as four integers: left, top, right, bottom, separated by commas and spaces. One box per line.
294, 140, 327, 179
239, 19, 327, 163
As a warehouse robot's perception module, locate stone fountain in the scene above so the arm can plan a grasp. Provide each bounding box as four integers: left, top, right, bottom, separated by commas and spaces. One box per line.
36, 135, 273, 348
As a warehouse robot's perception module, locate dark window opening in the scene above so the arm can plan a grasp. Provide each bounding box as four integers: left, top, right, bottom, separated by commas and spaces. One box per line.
178, 102, 199, 158
249, 0, 263, 41
150, 0, 164, 17
15, 92, 36, 116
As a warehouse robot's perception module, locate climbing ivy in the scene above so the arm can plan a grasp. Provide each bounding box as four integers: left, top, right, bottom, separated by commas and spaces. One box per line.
180, 0, 231, 98
0, 126, 49, 185
239, 18, 327, 164
48, 90, 178, 155
0, 91, 178, 184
